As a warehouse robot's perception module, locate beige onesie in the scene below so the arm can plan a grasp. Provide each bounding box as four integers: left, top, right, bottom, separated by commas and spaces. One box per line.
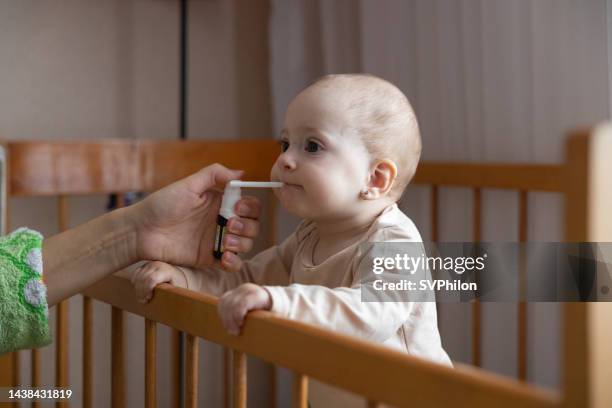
182, 203, 452, 367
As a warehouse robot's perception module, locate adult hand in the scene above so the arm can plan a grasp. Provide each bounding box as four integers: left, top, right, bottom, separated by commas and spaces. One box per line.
131, 163, 261, 272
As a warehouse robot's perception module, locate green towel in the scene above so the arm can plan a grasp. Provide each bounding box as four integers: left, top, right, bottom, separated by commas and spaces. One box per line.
0, 228, 51, 354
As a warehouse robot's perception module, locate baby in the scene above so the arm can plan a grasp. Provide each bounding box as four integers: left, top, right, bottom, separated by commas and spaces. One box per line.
132, 74, 451, 366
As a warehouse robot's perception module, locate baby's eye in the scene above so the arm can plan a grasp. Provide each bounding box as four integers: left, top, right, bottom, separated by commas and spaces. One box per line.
305, 140, 321, 153
280, 140, 289, 152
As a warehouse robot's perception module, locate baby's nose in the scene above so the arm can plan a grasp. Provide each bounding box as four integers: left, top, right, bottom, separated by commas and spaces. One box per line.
283, 160, 296, 171
278, 152, 297, 171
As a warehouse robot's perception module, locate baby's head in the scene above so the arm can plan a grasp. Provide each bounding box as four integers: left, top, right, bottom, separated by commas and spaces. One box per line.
271, 74, 421, 221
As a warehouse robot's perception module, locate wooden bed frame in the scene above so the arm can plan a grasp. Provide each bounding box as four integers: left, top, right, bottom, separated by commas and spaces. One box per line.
0, 128, 610, 408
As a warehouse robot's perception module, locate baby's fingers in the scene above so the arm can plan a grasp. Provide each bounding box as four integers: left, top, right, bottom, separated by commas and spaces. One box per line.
130, 262, 148, 286
218, 295, 236, 334
134, 267, 173, 303
231, 300, 248, 334
218, 293, 244, 336
132, 264, 154, 302
134, 275, 156, 303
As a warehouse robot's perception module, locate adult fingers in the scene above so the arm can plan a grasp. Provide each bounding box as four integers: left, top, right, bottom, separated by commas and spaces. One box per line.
227, 217, 260, 239
185, 163, 244, 195
234, 196, 262, 220
222, 233, 253, 255
220, 251, 242, 273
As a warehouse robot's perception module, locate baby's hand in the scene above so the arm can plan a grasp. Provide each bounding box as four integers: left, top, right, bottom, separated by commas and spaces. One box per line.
218, 283, 272, 335
131, 261, 188, 303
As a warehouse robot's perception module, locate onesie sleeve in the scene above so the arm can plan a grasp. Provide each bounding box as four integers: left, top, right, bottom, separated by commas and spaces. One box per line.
263, 284, 416, 343
181, 226, 300, 296
263, 229, 425, 343
0, 228, 51, 354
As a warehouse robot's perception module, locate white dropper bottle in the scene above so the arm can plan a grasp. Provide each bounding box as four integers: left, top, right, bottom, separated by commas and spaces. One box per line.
214, 180, 284, 260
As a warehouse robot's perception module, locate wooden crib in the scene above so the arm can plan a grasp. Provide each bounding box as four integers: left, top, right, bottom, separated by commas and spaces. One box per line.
0, 127, 610, 408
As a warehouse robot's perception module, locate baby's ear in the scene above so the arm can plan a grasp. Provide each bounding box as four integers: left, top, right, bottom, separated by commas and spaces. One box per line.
361, 159, 397, 200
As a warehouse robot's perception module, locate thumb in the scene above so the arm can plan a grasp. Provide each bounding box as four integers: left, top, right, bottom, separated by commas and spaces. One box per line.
186, 163, 244, 195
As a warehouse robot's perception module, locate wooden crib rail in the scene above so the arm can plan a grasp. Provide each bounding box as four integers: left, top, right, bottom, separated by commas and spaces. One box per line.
6, 138, 279, 196
83, 275, 559, 408
413, 162, 565, 191
1, 129, 609, 407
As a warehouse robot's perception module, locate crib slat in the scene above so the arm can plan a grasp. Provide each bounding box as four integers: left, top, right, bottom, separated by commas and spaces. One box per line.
472, 299, 482, 366
269, 365, 277, 408
233, 350, 247, 408
224, 348, 231, 408
145, 319, 157, 408
83, 296, 92, 408
116, 192, 125, 208
518, 190, 528, 381
170, 329, 181, 407
11, 352, 19, 389
56, 195, 69, 408
472, 188, 482, 367
185, 334, 199, 408
367, 401, 381, 408
291, 373, 308, 408
32, 348, 40, 408
55, 301, 69, 408
111, 307, 125, 408
109, 195, 126, 408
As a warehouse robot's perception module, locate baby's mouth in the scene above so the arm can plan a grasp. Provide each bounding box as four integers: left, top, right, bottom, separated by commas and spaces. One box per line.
280, 182, 303, 191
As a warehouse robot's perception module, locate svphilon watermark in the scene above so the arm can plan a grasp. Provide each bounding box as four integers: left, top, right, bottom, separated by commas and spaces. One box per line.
359, 242, 612, 302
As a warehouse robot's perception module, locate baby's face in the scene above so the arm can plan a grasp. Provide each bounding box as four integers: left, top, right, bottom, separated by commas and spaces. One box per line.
270, 87, 371, 220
